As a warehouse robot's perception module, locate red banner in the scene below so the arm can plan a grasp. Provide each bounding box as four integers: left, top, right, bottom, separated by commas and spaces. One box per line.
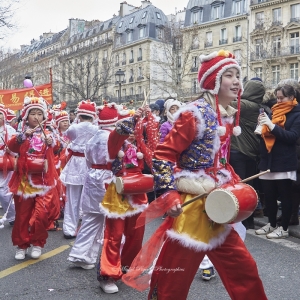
0, 83, 53, 110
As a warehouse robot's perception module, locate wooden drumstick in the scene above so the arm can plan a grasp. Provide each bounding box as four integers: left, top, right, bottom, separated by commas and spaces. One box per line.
240, 169, 270, 183
35, 118, 47, 139
33, 119, 47, 131
181, 169, 271, 209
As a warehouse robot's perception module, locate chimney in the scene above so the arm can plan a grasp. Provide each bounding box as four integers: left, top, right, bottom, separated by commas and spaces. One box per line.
141, 0, 151, 9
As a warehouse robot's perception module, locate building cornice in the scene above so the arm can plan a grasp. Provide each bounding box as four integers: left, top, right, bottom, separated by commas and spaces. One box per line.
250, 0, 291, 11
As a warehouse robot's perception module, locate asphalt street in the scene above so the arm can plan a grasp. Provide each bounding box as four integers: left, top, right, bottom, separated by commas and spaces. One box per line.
1, 215, 300, 300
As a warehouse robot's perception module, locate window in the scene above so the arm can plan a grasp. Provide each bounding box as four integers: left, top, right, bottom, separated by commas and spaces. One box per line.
206, 31, 212, 42
232, 0, 242, 15
192, 78, 199, 94
272, 36, 281, 56
192, 35, 199, 49
190, 9, 203, 24
156, 27, 164, 40
116, 35, 121, 45
220, 28, 227, 44
177, 74, 181, 83
139, 26, 145, 38
142, 11, 147, 19
290, 63, 299, 80
211, 4, 224, 20
122, 52, 126, 63
156, 12, 161, 19
127, 31, 133, 42
138, 86, 142, 95
104, 50, 108, 59
138, 47, 142, 58
130, 50, 134, 60
290, 32, 299, 54
234, 25, 241, 42
272, 65, 280, 85
118, 21, 123, 28
177, 56, 181, 67
175, 37, 182, 49
129, 17, 134, 24
255, 12, 264, 28
291, 4, 300, 21
122, 89, 126, 97
255, 38, 263, 58
192, 56, 198, 69
254, 67, 263, 80
138, 67, 142, 77
116, 54, 119, 63
130, 87, 134, 95
272, 8, 281, 25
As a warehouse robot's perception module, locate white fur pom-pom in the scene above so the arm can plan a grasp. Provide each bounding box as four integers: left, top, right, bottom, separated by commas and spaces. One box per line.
137, 152, 144, 159
217, 126, 226, 136
233, 126, 242, 136
118, 150, 125, 158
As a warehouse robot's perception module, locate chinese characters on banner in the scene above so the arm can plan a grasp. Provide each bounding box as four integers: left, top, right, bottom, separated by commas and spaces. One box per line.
0, 83, 53, 110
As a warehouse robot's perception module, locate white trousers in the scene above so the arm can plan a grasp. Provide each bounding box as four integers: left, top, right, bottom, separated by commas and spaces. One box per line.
0, 185, 15, 223
68, 212, 105, 264
63, 184, 83, 236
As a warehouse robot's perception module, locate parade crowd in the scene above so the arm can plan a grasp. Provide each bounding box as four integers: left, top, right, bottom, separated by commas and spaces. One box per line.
1, 49, 300, 300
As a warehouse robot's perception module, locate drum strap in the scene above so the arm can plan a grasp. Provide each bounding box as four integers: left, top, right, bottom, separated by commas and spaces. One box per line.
91, 163, 112, 170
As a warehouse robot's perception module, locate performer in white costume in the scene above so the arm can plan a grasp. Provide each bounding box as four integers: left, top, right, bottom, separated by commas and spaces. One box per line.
60, 100, 98, 238
68, 103, 125, 269
0, 105, 16, 226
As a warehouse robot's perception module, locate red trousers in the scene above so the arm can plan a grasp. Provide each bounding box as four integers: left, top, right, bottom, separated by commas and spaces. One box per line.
12, 195, 49, 249
149, 229, 267, 300
44, 188, 60, 230
100, 213, 145, 280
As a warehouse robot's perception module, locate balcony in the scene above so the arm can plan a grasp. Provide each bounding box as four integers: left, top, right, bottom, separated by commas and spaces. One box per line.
255, 22, 264, 30
115, 80, 126, 85
219, 39, 228, 45
122, 61, 126, 65
290, 17, 300, 23
137, 56, 142, 61
102, 58, 108, 63
204, 41, 213, 48
129, 58, 134, 63
115, 62, 119, 67
129, 77, 134, 83
272, 20, 282, 26
233, 36, 242, 43
137, 76, 144, 81
191, 67, 198, 73
191, 44, 199, 50
290, 45, 300, 55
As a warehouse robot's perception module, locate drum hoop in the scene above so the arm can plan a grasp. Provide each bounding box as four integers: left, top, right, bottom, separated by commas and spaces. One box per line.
210, 188, 240, 223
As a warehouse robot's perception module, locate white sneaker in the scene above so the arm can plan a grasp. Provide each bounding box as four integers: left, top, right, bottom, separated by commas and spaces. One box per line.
99, 277, 119, 294
72, 261, 95, 270
15, 248, 26, 260
266, 226, 289, 239
255, 223, 276, 235
31, 246, 42, 259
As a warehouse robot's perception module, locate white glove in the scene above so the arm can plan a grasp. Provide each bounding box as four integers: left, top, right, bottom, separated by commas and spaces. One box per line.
259, 112, 275, 130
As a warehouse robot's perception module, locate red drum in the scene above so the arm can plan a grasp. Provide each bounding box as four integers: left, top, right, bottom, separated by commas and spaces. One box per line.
0, 156, 15, 171
27, 157, 48, 174
205, 183, 258, 224
116, 174, 154, 195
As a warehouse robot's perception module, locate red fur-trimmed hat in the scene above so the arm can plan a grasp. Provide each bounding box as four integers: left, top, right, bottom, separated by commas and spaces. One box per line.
0, 104, 7, 120
198, 50, 242, 136
55, 111, 69, 127
21, 97, 48, 120
6, 109, 16, 123
76, 99, 97, 120
97, 102, 118, 126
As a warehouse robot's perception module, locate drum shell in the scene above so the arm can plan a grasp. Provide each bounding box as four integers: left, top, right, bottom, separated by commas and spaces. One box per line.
205, 183, 258, 224
116, 174, 154, 195
27, 157, 48, 174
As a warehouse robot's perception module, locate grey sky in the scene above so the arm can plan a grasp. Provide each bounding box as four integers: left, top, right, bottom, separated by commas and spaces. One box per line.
1, 0, 186, 50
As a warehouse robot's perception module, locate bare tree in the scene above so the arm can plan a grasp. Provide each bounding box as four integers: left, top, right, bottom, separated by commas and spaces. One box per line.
0, 0, 19, 39
57, 50, 113, 105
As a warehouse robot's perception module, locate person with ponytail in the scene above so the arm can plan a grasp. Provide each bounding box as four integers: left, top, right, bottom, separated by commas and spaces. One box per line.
255, 84, 300, 238
122, 50, 267, 300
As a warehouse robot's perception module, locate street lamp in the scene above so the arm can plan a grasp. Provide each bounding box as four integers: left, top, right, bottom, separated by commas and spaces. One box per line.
115, 69, 125, 104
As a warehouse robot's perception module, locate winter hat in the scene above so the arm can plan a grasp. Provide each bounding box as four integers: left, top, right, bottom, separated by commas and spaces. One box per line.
52, 101, 67, 112
6, 109, 16, 123
21, 97, 48, 121
76, 99, 97, 121
198, 50, 242, 136
97, 102, 119, 126
155, 99, 165, 114
46, 109, 55, 127
0, 104, 7, 120
250, 77, 263, 82
55, 111, 70, 127
164, 98, 182, 123
149, 103, 160, 112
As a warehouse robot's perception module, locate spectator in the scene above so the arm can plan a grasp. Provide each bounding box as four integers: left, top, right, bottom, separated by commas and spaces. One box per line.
255, 84, 300, 238
69, 109, 76, 124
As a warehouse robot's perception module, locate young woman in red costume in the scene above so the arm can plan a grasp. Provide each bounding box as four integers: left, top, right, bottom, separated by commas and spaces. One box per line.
123, 50, 267, 300
8, 97, 57, 260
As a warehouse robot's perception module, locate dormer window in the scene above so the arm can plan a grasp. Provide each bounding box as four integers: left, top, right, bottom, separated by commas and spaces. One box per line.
119, 21, 123, 28
129, 17, 134, 24
211, 1, 224, 20
156, 12, 161, 19
142, 11, 147, 19
232, 0, 242, 15
190, 7, 203, 25
127, 30, 133, 42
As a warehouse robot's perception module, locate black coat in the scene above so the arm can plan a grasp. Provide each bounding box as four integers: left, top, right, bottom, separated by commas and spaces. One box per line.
258, 104, 300, 172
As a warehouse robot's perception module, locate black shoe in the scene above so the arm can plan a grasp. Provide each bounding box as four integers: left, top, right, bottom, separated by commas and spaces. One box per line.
64, 234, 76, 239
202, 267, 216, 281
9, 221, 14, 226
162, 213, 167, 220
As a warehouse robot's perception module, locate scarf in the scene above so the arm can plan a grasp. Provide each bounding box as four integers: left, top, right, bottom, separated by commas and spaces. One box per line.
261, 98, 298, 153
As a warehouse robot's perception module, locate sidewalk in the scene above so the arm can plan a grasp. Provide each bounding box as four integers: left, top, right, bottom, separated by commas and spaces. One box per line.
254, 215, 300, 239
